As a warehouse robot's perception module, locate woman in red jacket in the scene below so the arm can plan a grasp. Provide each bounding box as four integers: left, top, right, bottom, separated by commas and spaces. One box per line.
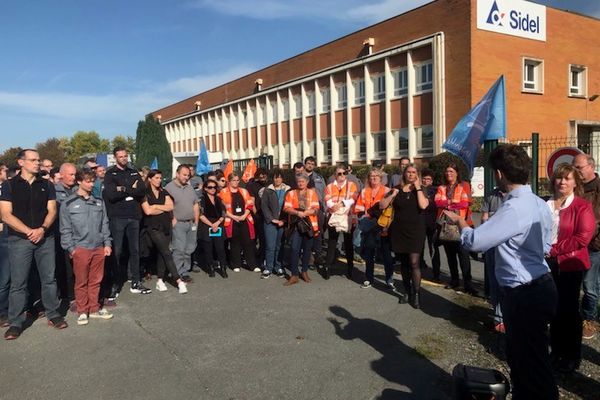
546, 163, 595, 373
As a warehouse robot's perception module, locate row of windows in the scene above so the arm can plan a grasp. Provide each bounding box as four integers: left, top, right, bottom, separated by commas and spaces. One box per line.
268, 126, 434, 164
523, 58, 588, 97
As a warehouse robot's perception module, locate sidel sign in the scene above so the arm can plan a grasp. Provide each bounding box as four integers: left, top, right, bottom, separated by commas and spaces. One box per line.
477, 0, 546, 42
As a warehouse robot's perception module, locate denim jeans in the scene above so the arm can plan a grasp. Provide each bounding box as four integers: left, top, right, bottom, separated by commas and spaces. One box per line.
0, 225, 9, 317
362, 234, 394, 283
8, 235, 61, 328
110, 218, 141, 284
172, 221, 198, 277
289, 230, 313, 276
264, 222, 283, 273
582, 250, 600, 321
484, 248, 503, 324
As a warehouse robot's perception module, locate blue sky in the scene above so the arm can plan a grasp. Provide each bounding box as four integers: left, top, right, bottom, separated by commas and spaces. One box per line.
0, 0, 597, 153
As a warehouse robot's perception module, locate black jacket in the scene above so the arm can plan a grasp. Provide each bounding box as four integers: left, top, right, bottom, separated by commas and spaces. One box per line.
261, 183, 291, 224
102, 165, 146, 220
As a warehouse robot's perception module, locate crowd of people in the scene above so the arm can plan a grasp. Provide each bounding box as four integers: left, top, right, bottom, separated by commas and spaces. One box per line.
1, 144, 599, 398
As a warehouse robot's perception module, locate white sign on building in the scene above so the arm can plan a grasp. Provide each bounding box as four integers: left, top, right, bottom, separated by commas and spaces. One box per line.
477, 0, 546, 42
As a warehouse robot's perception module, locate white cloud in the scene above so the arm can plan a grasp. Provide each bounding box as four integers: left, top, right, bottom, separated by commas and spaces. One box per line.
191, 0, 433, 24
0, 64, 257, 124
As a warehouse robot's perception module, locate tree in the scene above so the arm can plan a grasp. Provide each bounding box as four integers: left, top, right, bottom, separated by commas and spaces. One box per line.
0, 147, 23, 166
111, 135, 136, 154
136, 115, 172, 178
36, 138, 66, 166
66, 131, 110, 163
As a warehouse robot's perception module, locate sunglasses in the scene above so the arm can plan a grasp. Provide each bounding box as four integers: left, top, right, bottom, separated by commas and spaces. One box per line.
206, 186, 217, 189
337, 171, 348, 176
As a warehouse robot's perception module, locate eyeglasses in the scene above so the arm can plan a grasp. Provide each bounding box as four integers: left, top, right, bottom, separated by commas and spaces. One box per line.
206, 186, 217, 189
337, 171, 348, 176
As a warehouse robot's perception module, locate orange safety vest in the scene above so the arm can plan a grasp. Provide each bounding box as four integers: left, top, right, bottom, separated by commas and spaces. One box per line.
218, 187, 255, 227
435, 182, 473, 225
354, 185, 390, 217
284, 188, 320, 232
324, 180, 359, 211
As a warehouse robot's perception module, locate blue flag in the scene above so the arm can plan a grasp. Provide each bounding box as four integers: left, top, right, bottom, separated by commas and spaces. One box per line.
442, 75, 506, 176
196, 139, 212, 175
150, 157, 158, 170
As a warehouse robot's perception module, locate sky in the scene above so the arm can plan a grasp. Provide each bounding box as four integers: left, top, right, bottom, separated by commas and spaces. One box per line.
0, 0, 598, 153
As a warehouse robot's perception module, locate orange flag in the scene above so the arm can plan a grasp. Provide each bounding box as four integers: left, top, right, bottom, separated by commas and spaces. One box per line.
223, 160, 234, 180
242, 159, 257, 183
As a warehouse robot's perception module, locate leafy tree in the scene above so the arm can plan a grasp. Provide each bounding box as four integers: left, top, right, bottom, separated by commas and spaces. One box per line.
36, 138, 66, 166
67, 131, 110, 163
136, 115, 172, 178
111, 135, 136, 154
0, 147, 23, 166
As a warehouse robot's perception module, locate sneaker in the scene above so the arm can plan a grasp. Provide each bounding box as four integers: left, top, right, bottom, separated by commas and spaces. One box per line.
233, 267, 241, 273
361, 281, 372, 289
276, 269, 285, 277
156, 280, 168, 292
178, 281, 188, 294
181, 275, 193, 283
103, 298, 117, 308
90, 308, 113, 320
4, 326, 22, 340
48, 316, 68, 329
253, 267, 262, 273
261, 271, 271, 279
583, 320, 597, 340
130, 281, 152, 294
77, 313, 89, 326
191, 263, 202, 273
386, 279, 396, 291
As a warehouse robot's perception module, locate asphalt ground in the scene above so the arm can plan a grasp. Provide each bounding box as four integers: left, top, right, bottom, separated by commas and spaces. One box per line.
2, 244, 599, 399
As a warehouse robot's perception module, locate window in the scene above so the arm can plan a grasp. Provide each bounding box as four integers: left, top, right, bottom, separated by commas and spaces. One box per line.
393, 128, 408, 157
415, 125, 434, 156
392, 68, 408, 97
339, 136, 348, 160
336, 84, 347, 109
355, 133, 366, 159
321, 88, 331, 113
281, 99, 289, 121
415, 62, 433, 93
569, 65, 586, 97
323, 139, 332, 161
270, 101, 277, 121
371, 74, 385, 101
306, 91, 316, 115
353, 79, 365, 106
522, 58, 543, 93
373, 132, 386, 158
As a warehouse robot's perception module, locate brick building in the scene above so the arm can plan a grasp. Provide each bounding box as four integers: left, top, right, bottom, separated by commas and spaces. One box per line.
151, 0, 600, 170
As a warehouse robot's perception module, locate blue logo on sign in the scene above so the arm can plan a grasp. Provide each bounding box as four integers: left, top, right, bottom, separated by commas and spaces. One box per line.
486, 0, 505, 26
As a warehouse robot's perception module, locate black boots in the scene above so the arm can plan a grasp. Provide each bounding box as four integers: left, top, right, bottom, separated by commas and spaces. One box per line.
220, 263, 228, 278
208, 263, 216, 278
411, 290, 420, 309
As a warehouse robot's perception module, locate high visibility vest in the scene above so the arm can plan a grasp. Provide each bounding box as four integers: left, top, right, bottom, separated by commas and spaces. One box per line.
354, 185, 390, 217
218, 187, 255, 227
324, 180, 359, 211
435, 182, 473, 225
284, 189, 320, 232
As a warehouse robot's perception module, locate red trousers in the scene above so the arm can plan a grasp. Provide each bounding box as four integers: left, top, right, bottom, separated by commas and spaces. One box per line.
72, 247, 105, 314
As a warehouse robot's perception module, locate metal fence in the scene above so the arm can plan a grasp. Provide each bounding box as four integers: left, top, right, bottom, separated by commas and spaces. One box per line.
214, 154, 274, 173
507, 133, 600, 194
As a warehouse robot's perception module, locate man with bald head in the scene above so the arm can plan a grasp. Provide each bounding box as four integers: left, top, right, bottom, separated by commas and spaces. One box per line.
573, 153, 600, 340
54, 162, 79, 307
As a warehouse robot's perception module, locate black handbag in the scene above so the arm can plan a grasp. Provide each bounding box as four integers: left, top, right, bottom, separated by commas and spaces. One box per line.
296, 217, 314, 237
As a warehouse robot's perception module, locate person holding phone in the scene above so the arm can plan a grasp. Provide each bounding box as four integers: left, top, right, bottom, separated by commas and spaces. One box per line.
199, 180, 228, 278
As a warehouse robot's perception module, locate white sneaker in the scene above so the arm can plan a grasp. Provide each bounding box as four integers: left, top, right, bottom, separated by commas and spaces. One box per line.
89, 308, 113, 320
253, 267, 262, 273
178, 281, 188, 294
156, 279, 168, 292
233, 267, 241, 272
361, 281, 372, 289
77, 313, 88, 326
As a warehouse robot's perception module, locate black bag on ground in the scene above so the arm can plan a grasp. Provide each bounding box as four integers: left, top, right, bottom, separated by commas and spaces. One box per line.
451, 364, 510, 400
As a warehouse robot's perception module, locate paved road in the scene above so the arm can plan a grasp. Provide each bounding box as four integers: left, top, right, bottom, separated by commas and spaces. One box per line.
1, 248, 488, 400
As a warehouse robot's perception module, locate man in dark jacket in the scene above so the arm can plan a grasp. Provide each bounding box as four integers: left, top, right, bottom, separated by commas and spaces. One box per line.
103, 147, 149, 298
246, 168, 269, 268
573, 153, 600, 340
